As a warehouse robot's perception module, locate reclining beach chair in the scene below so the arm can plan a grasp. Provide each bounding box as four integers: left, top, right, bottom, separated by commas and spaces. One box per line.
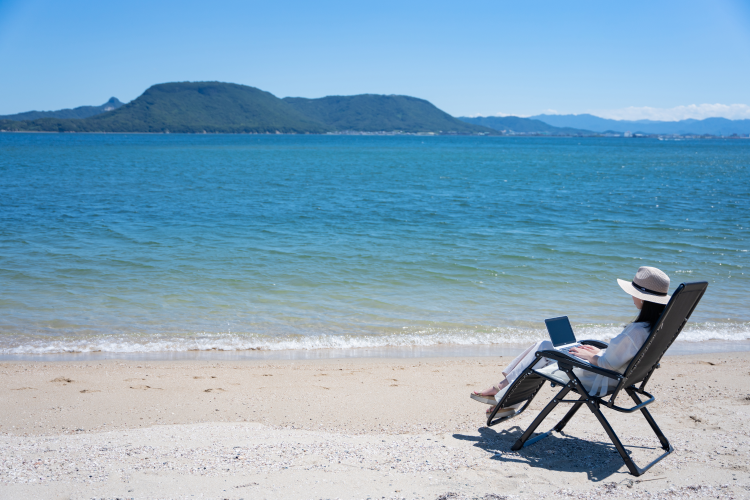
486, 281, 708, 476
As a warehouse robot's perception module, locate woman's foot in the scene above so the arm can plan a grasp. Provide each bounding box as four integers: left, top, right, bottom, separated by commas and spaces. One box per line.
472, 380, 508, 397
473, 387, 498, 397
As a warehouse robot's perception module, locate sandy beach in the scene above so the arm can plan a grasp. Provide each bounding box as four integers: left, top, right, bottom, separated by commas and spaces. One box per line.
1, 352, 749, 499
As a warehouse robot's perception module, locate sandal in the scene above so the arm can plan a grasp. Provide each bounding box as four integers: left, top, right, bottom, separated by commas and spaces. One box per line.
486, 405, 516, 419
470, 393, 497, 405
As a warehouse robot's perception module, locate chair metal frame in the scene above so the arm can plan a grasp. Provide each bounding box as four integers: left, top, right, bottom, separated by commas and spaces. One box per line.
485, 281, 708, 476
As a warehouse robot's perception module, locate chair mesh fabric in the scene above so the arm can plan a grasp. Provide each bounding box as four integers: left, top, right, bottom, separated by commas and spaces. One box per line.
620, 283, 707, 388
501, 372, 546, 407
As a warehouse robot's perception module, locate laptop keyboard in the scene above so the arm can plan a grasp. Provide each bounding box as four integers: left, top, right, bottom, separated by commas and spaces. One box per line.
556, 343, 582, 355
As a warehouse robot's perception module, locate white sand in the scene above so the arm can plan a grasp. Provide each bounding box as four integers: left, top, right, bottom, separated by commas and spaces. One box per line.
1, 353, 749, 499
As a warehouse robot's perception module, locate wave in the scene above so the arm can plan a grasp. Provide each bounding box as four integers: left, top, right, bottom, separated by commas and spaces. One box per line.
2, 322, 748, 355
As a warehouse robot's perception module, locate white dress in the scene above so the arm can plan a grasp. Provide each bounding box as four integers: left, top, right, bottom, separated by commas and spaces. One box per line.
496, 322, 651, 400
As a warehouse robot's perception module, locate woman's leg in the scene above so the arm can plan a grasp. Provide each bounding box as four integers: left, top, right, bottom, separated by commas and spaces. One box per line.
502, 340, 555, 384
474, 340, 555, 396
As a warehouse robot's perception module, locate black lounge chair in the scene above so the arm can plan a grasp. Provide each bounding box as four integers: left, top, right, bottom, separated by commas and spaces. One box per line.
486, 281, 708, 476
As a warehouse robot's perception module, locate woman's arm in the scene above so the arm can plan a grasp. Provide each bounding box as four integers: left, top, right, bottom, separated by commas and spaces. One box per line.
569, 345, 601, 365
595, 324, 644, 372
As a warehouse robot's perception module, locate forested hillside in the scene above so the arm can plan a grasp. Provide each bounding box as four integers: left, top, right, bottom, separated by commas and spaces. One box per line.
284, 94, 489, 133
0, 82, 495, 134
0, 97, 124, 121
0, 83, 328, 133
459, 116, 593, 135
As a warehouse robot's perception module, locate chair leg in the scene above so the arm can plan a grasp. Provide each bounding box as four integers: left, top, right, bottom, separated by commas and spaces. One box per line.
627, 389, 671, 451
553, 395, 586, 432
586, 400, 641, 476
511, 385, 571, 451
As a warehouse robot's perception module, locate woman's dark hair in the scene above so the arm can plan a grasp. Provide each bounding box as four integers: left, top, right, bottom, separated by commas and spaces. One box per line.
634, 300, 666, 328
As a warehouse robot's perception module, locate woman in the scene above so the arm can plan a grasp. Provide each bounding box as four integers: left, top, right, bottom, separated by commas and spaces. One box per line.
472, 266, 671, 419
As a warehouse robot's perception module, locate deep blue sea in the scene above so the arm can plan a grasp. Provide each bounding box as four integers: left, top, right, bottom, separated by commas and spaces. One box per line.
0, 134, 747, 355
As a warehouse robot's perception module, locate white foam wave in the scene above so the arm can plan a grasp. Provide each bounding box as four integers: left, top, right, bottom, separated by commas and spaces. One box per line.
1, 322, 748, 355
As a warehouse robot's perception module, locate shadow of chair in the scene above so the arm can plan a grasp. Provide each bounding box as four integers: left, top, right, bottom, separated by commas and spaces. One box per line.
454, 425, 633, 482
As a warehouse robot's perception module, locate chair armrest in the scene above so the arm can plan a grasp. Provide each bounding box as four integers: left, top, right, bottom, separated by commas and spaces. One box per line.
580, 339, 608, 349
536, 350, 623, 380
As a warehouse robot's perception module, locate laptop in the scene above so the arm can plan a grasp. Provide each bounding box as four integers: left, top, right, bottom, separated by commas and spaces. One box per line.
544, 316, 582, 355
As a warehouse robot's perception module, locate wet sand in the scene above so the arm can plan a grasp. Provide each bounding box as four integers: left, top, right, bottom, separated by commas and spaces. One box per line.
1, 352, 749, 499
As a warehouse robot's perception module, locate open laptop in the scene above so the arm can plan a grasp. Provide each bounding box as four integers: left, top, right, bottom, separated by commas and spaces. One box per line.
544, 316, 582, 355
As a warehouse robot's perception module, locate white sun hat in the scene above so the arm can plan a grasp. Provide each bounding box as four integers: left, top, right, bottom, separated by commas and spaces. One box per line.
617, 266, 671, 305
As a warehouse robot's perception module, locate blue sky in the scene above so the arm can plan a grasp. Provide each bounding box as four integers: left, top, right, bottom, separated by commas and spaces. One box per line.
1, 0, 749, 119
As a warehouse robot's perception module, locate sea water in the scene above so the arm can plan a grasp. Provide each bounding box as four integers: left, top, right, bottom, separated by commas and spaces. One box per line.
0, 134, 747, 355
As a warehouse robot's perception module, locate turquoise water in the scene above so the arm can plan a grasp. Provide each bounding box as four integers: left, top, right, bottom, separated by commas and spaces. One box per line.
0, 134, 747, 354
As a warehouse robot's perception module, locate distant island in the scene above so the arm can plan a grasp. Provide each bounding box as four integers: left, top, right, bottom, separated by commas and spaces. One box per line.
0, 97, 124, 121
458, 116, 592, 136
459, 115, 750, 138
2, 82, 748, 137
0, 82, 495, 135
528, 113, 750, 137
282, 94, 495, 134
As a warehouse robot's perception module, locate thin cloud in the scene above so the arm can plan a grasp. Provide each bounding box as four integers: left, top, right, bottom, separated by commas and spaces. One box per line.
465, 111, 545, 118
467, 105, 750, 121
464, 112, 519, 118
489, 109, 557, 118
589, 104, 750, 121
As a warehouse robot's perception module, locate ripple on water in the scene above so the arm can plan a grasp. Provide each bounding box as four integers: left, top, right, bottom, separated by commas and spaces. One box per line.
0, 134, 747, 353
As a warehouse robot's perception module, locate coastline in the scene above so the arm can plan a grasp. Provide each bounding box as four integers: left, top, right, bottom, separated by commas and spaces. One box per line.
2, 339, 749, 363
3, 130, 748, 139
1, 351, 749, 499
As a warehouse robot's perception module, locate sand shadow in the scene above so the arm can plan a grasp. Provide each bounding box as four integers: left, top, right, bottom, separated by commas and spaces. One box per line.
453, 426, 639, 481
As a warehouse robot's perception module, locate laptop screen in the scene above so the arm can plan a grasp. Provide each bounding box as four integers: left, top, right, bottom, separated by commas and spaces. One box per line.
544, 316, 577, 347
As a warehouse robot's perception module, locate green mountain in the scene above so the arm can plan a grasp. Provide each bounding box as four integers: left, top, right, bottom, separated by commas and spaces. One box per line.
0, 97, 124, 121
283, 94, 490, 134
1, 82, 329, 134
0, 82, 496, 134
459, 115, 594, 135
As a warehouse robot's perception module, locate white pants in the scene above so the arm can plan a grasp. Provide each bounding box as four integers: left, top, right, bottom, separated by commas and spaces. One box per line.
494, 340, 557, 404
502, 340, 556, 382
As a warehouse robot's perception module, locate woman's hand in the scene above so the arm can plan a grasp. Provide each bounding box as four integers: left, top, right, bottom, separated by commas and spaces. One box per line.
569, 345, 601, 364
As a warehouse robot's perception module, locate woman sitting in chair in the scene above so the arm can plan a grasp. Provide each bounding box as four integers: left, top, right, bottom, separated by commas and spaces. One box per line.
471, 266, 671, 419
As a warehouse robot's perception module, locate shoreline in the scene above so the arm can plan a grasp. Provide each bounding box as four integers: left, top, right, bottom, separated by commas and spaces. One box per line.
0, 130, 494, 136
2, 338, 749, 363
4, 130, 747, 139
